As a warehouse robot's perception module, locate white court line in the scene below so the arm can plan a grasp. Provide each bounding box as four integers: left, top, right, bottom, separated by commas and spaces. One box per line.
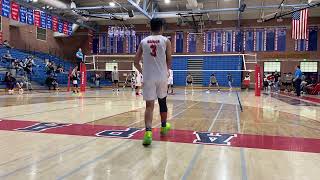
181, 103, 224, 180
236, 103, 249, 180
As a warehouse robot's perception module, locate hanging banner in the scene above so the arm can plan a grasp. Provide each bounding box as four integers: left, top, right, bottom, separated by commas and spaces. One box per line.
34, 10, 40, 27
40, 11, 46, 29
52, 16, 58, 32
11, 1, 19, 21
19, 5, 27, 23
26, 8, 33, 25
46, 14, 52, 30
2, 0, 10, 18
68, 22, 73, 36
58, 19, 63, 33
63, 21, 68, 35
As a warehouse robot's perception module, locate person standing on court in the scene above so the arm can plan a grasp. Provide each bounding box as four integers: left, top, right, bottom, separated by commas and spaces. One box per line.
112, 66, 120, 92
293, 65, 302, 96
76, 48, 84, 71
227, 73, 233, 91
134, 18, 172, 146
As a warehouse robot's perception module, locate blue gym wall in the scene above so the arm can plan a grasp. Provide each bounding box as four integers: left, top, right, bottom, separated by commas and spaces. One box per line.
172, 55, 243, 87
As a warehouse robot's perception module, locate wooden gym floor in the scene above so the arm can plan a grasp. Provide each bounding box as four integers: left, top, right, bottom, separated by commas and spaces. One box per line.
0, 89, 319, 180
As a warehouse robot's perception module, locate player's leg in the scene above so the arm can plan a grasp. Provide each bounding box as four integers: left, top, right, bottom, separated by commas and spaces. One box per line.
157, 80, 171, 136
142, 81, 156, 146
170, 84, 174, 94
158, 97, 171, 135
142, 100, 154, 146
216, 83, 220, 91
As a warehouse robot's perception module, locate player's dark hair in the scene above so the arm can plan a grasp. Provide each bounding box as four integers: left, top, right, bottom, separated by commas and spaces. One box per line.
297, 65, 300, 69
150, 18, 164, 32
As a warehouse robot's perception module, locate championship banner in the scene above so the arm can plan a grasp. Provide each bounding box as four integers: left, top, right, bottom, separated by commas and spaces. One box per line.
58, 19, 63, 33
52, 16, 58, 32
46, 14, 52, 30
2, 0, 10, 18
40, 11, 46, 29
63, 21, 68, 35
68, 22, 73, 36
10, 1, 19, 21
26, 8, 33, 25
34, 10, 40, 27
19, 5, 27, 23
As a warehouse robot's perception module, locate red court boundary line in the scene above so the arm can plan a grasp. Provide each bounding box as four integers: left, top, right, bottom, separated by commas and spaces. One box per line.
0, 119, 320, 153
278, 92, 320, 104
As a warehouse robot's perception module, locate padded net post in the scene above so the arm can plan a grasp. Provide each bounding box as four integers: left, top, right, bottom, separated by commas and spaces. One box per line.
255, 64, 261, 96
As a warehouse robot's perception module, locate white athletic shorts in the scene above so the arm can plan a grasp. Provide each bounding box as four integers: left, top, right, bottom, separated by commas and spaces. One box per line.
143, 79, 167, 101
168, 77, 173, 85
72, 80, 78, 85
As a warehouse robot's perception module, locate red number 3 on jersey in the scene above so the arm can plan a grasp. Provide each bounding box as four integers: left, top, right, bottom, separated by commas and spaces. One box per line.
150, 44, 157, 57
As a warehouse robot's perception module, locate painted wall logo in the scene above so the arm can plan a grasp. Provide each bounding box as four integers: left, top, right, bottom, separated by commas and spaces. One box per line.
193, 132, 237, 145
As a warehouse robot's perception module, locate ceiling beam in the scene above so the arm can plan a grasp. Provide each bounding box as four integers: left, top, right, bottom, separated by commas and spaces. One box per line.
127, 0, 152, 19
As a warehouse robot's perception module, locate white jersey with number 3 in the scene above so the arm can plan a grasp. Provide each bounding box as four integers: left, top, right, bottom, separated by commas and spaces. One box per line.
141, 35, 168, 82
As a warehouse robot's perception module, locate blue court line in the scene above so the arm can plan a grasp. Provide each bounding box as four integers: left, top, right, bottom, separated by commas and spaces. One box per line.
0, 138, 98, 178
236, 105, 248, 180
181, 103, 224, 180
236, 91, 243, 112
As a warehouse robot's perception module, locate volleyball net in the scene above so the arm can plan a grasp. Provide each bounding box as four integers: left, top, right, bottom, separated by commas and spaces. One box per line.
84, 54, 261, 96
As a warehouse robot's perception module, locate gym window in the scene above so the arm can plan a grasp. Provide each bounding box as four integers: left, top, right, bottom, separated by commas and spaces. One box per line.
105, 62, 118, 71
36, 27, 47, 41
300, 61, 318, 72
264, 62, 281, 72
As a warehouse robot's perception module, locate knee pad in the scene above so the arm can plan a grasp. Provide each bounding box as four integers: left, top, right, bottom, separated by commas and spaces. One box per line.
158, 97, 167, 112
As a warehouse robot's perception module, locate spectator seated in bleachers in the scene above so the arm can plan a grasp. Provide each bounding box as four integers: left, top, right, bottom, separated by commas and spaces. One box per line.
304, 77, 319, 95
24, 56, 38, 77
3, 40, 13, 49
45, 74, 59, 90
56, 64, 64, 73
1, 50, 16, 64
16, 75, 32, 93
12, 59, 24, 74
4, 72, 16, 94
282, 72, 294, 92
45, 61, 55, 75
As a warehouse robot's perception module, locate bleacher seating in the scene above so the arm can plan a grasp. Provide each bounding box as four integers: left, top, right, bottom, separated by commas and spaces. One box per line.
0, 47, 70, 87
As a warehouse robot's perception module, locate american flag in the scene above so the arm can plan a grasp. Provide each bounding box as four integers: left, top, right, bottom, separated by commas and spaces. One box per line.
292, 8, 308, 40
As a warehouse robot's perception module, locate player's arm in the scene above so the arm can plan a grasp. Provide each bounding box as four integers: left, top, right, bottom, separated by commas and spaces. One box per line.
134, 44, 143, 74
166, 39, 172, 70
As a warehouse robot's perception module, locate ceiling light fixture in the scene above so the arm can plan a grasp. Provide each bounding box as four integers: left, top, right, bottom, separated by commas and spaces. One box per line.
164, 0, 171, 4
109, 2, 116, 7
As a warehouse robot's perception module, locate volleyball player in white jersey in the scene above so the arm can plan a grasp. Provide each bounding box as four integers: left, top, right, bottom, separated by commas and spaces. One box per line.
167, 69, 174, 94
134, 18, 172, 146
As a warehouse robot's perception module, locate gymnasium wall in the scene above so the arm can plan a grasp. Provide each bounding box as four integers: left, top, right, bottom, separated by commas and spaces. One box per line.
131, 18, 320, 59
1, 17, 92, 62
